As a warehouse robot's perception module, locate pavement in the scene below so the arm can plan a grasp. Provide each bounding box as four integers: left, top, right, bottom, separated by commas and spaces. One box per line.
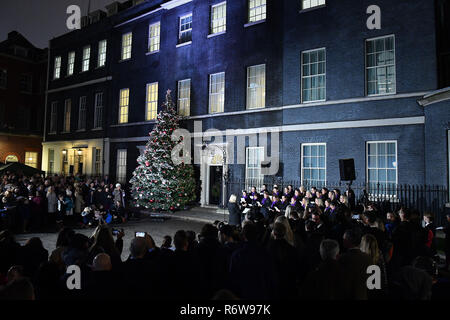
147, 206, 229, 224
14, 206, 223, 260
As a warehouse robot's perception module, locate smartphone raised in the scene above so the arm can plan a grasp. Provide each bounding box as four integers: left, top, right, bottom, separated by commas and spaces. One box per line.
135, 232, 146, 238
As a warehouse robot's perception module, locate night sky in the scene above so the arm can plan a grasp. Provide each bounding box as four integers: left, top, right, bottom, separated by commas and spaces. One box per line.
0, 0, 117, 49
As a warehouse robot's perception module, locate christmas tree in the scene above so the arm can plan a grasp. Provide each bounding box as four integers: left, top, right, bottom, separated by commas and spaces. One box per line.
130, 90, 196, 211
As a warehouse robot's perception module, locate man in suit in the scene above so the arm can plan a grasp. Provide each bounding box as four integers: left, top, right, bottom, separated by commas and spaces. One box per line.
338, 228, 373, 300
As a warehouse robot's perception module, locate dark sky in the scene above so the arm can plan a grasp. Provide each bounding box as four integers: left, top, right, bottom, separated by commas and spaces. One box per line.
0, 0, 117, 49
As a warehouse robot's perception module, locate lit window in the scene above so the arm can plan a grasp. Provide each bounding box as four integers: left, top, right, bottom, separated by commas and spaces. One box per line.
209, 72, 225, 113
248, 0, 266, 23
119, 89, 129, 123
82, 46, 90, 72
63, 99, 71, 132
247, 64, 265, 109
98, 40, 107, 67
148, 22, 161, 53
146, 82, 158, 121
177, 79, 191, 116
302, 0, 326, 10
366, 35, 396, 95
25, 152, 38, 168
367, 141, 397, 195
54, 56, 61, 79
302, 48, 326, 102
301, 143, 326, 187
121, 32, 133, 60
179, 14, 192, 44
67, 51, 75, 76
211, 2, 226, 34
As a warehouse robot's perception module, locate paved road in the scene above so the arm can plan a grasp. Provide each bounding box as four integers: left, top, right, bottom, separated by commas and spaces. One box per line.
14, 217, 206, 260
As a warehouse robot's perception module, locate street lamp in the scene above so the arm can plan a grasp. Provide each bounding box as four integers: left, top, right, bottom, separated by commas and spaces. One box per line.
201, 143, 229, 222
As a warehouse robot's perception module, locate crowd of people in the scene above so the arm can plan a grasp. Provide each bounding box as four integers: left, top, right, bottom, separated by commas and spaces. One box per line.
0, 172, 128, 233
0, 178, 449, 300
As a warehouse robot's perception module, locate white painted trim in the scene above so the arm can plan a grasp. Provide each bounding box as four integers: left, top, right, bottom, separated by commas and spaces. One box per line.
114, 8, 163, 28
207, 31, 226, 38
244, 19, 266, 28
176, 41, 192, 48
108, 116, 425, 143
186, 91, 430, 120
47, 76, 112, 93
161, 0, 192, 10
418, 86, 450, 106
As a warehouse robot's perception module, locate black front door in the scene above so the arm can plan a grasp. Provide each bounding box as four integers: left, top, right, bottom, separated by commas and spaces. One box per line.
209, 166, 222, 205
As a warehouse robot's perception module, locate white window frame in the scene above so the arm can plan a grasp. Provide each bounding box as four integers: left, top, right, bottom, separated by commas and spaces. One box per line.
25, 152, 38, 169
121, 32, 133, 60
245, 147, 264, 189
365, 34, 396, 97
119, 88, 129, 124
48, 149, 55, 174
148, 22, 161, 53
301, 47, 326, 103
82, 46, 91, 72
50, 101, 57, 133
211, 2, 227, 35
177, 79, 191, 116
248, 0, 266, 23
301, 143, 327, 187
145, 82, 159, 121
0, 68, 7, 88
54, 56, 61, 79
94, 148, 101, 175
98, 40, 107, 67
366, 140, 398, 196
78, 96, 87, 131
209, 72, 225, 114
179, 13, 193, 44
116, 149, 127, 183
246, 64, 266, 109
94, 92, 104, 129
67, 51, 75, 76
301, 0, 326, 10
63, 99, 71, 133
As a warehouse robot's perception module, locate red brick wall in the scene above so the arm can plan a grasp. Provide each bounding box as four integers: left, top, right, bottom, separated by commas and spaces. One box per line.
0, 134, 42, 168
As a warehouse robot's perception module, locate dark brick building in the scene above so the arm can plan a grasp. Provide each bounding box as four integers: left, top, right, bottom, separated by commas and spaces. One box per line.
42, 0, 450, 206
0, 31, 47, 169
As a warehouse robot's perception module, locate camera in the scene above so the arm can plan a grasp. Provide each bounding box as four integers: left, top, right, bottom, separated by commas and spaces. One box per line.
135, 232, 146, 238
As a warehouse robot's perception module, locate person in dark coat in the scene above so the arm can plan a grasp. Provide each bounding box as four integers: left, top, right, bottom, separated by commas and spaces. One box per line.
267, 222, 301, 299
300, 239, 345, 299
229, 222, 276, 299
227, 194, 241, 227
338, 228, 373, 300
194, 224, 229, 299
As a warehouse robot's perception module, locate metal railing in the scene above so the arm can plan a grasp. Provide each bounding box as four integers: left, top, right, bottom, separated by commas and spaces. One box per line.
226, 178, 449, 226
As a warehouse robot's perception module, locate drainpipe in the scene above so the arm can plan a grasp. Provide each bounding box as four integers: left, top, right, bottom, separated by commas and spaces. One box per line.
42, 39, 51, 174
